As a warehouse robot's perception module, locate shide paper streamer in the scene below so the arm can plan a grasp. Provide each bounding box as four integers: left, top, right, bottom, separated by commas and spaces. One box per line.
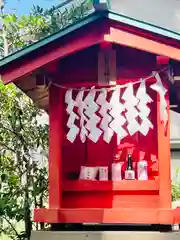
65, 73, 167, 143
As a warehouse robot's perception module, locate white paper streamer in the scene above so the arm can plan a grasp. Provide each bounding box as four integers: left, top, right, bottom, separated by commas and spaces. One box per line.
65, 89, 76, 114
84, 89, 102, 143
65, 89, 79, 142
122, 84, 140, 136
136, 81, 153, 136
109, 88, 127, 144
65, 73, 168, 143
75, 90, 88, 143
150, 73, 168, 127
96, 89, 113, 143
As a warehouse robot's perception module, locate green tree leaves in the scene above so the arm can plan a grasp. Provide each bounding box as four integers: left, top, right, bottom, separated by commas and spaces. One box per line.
0, 84, 48, 239
172, 168, 180, 201
0, 0, 93, 58
0, 1, 92, 239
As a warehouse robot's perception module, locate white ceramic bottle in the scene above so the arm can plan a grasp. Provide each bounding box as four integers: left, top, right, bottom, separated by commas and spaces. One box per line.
137, 160, 148, 180
112, 162, 122, 181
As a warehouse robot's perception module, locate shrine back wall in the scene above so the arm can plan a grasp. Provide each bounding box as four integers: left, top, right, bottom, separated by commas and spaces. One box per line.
56, 44, 159, 180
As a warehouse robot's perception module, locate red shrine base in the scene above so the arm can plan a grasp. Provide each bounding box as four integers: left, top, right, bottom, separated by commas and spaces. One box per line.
34, 207, 180, 224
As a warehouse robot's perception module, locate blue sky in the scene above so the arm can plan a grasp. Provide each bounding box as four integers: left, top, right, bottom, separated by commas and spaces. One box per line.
5, 0, 61, 15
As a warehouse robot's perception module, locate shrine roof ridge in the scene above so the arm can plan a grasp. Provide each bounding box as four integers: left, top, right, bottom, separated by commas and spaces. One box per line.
1, 9, 180, 68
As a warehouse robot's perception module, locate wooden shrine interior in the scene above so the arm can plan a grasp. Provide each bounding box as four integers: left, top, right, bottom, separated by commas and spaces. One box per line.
60, 46, 158, 183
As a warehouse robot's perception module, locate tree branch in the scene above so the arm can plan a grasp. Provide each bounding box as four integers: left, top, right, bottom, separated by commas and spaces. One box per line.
0, 141, 16, 153
0, 125, 29, 147
3, 216, 21, 239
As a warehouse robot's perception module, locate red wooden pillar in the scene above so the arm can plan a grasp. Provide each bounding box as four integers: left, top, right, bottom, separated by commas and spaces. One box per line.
49, 85, 63, 209
156, 57, 172, 211
157, 89, 172, 210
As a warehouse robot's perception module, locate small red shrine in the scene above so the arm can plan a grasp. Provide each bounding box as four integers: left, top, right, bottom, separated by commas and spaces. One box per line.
1, 1, 180, 225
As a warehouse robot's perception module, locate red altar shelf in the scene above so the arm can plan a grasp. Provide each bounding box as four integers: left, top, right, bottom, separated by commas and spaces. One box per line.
63, 180, 159, 192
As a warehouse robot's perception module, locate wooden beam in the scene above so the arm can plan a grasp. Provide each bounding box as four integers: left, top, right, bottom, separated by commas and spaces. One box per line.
156, 56, 170, 66
1, 28, 105, 84
98, 43, 116, 85
3, 24, 180, 86
104, 27, 180, 62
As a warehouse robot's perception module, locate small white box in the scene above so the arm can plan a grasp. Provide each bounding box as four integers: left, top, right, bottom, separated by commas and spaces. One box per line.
79, 166, 98, 180
112, 162, 122, 181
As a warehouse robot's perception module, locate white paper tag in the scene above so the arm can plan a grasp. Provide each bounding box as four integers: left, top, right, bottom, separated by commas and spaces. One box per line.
99, 166, 108, 181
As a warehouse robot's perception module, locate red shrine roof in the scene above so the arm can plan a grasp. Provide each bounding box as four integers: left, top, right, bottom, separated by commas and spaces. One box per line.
1, 4, 180, 110
1, 9, 180, 69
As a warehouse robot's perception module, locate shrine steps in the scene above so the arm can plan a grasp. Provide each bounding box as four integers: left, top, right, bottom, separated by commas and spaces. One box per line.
31, 230, 180, 240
